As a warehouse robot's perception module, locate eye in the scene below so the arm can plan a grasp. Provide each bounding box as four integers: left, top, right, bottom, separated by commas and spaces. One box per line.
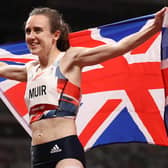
25, 28, 31, 35
34, 27, 43, 34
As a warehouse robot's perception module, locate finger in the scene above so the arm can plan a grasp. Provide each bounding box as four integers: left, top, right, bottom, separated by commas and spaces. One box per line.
156, 7, 167, 16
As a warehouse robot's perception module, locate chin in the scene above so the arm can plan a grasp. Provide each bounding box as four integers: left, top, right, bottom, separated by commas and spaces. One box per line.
30, 49, 40, 56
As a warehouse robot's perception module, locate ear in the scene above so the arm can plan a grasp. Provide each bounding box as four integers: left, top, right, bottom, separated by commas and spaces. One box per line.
53, 30, 61, 41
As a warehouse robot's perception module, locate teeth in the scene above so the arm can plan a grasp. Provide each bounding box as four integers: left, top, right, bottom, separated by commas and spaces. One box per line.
31, 42, 38, 47
31, 40, 38, 45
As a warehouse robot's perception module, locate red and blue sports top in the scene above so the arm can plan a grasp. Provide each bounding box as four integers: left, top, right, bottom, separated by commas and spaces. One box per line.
24, 52, 81, 124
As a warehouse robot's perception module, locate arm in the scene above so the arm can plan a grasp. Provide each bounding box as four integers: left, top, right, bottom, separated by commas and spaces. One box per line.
68, 7, 166, 67
0, 62, 27, 82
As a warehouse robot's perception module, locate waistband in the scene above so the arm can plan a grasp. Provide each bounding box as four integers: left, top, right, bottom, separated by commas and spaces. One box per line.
31, 135, 86, 167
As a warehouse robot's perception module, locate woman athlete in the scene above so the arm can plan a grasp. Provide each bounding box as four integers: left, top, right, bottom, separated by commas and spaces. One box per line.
0, 7, 167, 168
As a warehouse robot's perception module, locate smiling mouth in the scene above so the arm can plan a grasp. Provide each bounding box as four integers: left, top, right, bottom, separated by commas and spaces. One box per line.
30, 43, 39, 49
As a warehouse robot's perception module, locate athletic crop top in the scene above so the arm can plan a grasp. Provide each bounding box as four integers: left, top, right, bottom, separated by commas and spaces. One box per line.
24, 52, 81, 124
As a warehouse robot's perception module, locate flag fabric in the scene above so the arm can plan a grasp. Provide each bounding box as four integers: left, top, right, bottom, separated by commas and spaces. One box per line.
0, 14, 168, 151
161, 12, 168, 136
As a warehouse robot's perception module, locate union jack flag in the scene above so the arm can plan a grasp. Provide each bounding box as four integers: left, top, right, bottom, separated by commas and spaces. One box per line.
0, 13, 168, 151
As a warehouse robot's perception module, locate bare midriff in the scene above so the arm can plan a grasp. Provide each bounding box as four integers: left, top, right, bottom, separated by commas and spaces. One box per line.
30, 117, 77, 145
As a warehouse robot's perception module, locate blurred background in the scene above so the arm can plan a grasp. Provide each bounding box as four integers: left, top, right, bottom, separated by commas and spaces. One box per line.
0, 0, 168, 168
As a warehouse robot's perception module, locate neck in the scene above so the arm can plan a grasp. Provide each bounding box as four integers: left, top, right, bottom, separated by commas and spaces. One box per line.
38, 48, 61, 69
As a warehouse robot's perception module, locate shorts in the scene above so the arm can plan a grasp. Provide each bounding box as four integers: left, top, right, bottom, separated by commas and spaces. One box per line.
31, 135, 86, 168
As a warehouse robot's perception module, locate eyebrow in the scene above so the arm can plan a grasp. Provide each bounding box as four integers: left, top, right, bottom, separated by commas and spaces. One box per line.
25, 26, 43, 31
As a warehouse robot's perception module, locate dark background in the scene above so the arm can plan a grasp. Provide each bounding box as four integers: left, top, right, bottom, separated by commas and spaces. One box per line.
0, 0, 168, 168
0, 0, 167, 44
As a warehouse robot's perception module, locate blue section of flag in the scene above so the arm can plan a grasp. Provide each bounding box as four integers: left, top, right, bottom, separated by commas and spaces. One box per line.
0, 42, 29, 55
164, 105, 168, 134
99, 14, 154, 41
1, 61, 25, 66
0, 77, 7, 82
161, 28, 168, 60
93, 107, 147, 147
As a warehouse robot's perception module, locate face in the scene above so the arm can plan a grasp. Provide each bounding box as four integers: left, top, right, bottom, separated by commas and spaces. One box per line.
25, 15, 59, 57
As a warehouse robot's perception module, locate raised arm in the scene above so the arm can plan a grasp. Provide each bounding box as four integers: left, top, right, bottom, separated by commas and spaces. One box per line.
0, 62, 27, 82
67, 7, 167, 67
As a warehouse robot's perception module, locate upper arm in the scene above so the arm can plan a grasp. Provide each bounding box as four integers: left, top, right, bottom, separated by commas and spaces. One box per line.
0, 62, 27, 82
66, 44, 124, 67
79, 44, 123, 66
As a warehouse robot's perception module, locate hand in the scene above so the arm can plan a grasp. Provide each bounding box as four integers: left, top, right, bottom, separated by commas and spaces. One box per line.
0, 62, 7, 66
153, 7, 167, 31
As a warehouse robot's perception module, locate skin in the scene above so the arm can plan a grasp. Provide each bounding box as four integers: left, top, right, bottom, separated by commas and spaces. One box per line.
0, 7, 167, 168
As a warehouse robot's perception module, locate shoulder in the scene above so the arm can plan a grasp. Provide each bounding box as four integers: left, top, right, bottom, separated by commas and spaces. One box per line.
60, 47, 84, 67
63, 46, 88, 62
25, 60, 39, 71
59, 47, 84, 70
64, 47, 85, 57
